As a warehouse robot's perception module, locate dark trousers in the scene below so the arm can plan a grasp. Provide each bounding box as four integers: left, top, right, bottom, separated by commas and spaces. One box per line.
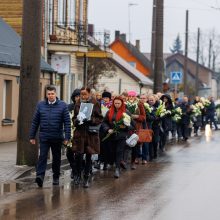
142, 142, 149, 161
75, 153, 92, 177
66, 147, 75, 170
111, 139, 126, 168
206, 115, 218, 129
131, 143, 141, 163
180, 123, 189, 139
159, 130, 168, 150
37, 139, 62, 179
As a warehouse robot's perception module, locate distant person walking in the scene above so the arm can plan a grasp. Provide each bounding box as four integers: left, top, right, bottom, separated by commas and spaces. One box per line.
29, 85, 71, 187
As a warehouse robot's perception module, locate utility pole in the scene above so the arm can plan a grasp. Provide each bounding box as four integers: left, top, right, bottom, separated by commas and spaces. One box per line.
17, 0, 43, 166
208, 39, 212, 69
153, 0, 164, 93
151, 0, 156, 71
195, 28, 200, 96
183, 10, 189, 96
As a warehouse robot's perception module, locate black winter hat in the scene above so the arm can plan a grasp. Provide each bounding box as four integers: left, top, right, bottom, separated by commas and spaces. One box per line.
102, 91, 112, 99
71, 89, 81, 102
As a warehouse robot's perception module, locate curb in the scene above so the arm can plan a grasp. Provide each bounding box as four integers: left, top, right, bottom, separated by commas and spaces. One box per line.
16, 157, 69, 180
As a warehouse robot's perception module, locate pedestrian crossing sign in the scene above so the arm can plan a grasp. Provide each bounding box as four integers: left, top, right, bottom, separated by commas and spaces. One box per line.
170, 72, 182, 84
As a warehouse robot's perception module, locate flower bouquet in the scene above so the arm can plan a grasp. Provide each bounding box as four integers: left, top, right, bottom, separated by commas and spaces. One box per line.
101, 104, 109, 117
172, 107, 182, 122
155, 102, 171, 117
200, 97, 211, 107
102, 113, 131, 141
144, 103, 153, 113
191, 104, 202, 117
64, 111, 75, 148
126, 101, 138, 114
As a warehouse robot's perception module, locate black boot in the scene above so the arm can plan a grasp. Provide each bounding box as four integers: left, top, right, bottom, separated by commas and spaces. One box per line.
74, 173, 81, 185
83, 175, 90, 188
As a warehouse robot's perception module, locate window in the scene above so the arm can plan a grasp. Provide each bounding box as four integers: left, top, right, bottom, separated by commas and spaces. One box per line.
128, 62, 136, 68
79, 0, 84, 23
68, 0, 76, 29
2, 80, 12, 120
48, 0, 54, 34
58, 0, 67, 26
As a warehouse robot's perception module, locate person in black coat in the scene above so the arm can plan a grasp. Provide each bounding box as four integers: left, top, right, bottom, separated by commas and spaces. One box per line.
192, 96, 202, 136
67, 89, 80, 179
205, 97, 218, 130
178, 96, 191, 141
29, 85, 71, 187
101, 96, 135, 178
159, 94, 174, 151
148, 95, 160, 160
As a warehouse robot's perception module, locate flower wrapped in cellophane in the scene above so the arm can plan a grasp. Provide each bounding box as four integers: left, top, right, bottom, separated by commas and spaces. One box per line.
126, 101, 138, 114
200, 97, 211, 107
102, 113, 131, 141
172, 107, 182, 122
144, 103, 153, 113
191, 104, 202, 116
64, 111, 75, 148
155, 102, 171, 117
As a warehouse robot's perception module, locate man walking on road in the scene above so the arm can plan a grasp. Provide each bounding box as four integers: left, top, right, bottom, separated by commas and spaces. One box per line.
29, 85, 71, 187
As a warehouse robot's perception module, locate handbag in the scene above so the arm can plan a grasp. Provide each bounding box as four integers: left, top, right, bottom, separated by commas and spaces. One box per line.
88, 124, 101, 134
126, 133, 139, 147
136, 128, 153, 143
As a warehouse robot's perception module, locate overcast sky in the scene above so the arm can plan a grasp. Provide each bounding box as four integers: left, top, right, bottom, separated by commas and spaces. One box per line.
89, 0, 220, 59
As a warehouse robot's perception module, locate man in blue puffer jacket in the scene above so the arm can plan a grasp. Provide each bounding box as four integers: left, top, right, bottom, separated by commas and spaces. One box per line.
29, 85, 71, 187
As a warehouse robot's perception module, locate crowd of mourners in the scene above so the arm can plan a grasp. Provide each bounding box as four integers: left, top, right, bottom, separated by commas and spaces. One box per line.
66, 87, 219, 188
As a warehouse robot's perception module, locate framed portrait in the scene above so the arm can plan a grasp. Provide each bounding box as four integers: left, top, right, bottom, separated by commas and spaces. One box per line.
79, 103, 94, 121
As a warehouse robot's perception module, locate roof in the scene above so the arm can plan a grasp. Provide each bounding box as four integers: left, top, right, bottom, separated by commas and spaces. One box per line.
110, 51, 153, 86
0, 17, 54, 72
111, 38, 153, 71
166, 53, 213, 73
143, 52, 172, 61
87, 36, 153, 86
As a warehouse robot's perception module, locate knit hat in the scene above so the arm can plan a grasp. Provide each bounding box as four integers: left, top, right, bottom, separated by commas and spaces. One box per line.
102, 91, 112, 99
71, 89, 81, 102
128, 90, 137, 97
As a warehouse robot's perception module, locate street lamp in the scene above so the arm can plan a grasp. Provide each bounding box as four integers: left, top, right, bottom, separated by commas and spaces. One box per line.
128, 3, 138, 43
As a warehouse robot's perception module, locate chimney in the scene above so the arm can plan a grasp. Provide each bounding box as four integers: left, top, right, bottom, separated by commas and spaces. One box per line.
115, 30, 120, 40
135, 40, 140, 51
120, 33, 126, 42
88, 24, 94, 37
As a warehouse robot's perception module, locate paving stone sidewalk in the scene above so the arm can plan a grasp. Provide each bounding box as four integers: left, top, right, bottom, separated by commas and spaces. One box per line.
0, 142, 68, 183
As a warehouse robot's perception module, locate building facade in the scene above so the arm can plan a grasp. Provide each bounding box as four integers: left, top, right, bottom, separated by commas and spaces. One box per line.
0, 0, 88, 103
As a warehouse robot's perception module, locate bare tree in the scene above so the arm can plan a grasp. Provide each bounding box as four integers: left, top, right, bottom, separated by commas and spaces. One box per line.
87, 58, 116, 89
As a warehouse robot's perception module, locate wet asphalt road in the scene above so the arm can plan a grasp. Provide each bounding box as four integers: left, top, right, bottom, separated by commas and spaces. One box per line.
1, 130, 220, 220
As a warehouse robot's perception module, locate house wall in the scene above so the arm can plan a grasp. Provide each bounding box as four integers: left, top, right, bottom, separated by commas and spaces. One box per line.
0, 0, 23, 35
97, 65, 152, 95
0, 66, 52, 143
111, 41, 151, 77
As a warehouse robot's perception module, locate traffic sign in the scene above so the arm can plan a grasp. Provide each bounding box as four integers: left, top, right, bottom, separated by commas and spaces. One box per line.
170, 72, 182, 84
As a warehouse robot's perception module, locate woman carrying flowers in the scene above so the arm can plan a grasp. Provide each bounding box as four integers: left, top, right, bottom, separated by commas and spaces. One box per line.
192, 96, 203, 136
72, 87, 103, 188
126, 90, 146, 169
102, 96, 135, 178
147, 95, 161, 160
159, 94, 174, 151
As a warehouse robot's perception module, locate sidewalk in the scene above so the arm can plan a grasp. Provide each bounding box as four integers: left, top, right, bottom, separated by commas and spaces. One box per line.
0, 142, 68, 183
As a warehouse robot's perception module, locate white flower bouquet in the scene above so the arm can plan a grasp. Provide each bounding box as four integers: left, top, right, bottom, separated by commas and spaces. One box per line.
144, 103, 153, 113
172, 107, 182, 122
191, 104, 202, 116
200, 97, 211, 107
156, 103, 171, 117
